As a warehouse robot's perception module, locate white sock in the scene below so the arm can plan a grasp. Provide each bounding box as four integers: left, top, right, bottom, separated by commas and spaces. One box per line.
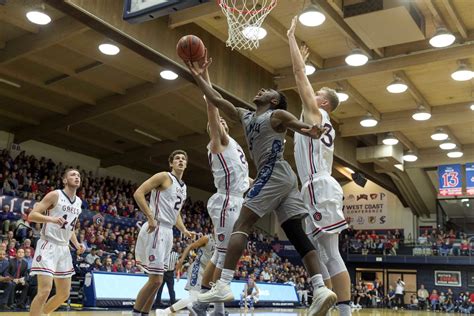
220, 268, 234, 284
310, 274, 324, 291
170, 296, 195, 312
214, 302, 225, 313
163, 307, 171, 313
338, 302, 352, 316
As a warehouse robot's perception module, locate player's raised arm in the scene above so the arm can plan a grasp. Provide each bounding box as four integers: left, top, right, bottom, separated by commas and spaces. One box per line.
287, 16, 322, 126
133, 172, 170, 233
28, 191, 64, 226
187, 58, 241, 122
271, 109, 325, 139
175, 235, 209, 272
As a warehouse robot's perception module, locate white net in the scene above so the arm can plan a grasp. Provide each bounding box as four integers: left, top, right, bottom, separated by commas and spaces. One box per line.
218, 0, 277, 50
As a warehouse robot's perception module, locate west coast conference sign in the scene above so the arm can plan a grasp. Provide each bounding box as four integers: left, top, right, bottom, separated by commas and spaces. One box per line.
343, 192, 388, 229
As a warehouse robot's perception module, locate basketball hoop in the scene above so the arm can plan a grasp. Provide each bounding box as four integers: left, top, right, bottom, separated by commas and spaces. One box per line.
217, 0, 277, 50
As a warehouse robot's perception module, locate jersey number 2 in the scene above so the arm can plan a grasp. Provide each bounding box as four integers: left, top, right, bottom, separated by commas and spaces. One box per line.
60, 214, 78, 231
174, 196, 183, 211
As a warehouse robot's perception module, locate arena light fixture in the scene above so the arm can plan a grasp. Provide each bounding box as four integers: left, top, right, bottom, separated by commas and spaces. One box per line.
431, 128, 448, 141
304, 64, 316, 75
451, 64, 473, 81
412, 105, 431, 121
298, 5, 326, 27
471, 103, 474, 111
429, 27, 455, 48
336, 91, 349, 102
242, 26, 267, 40
382, 133, 399, 145
439, 139, 456, 150
386, 78, 408, 93
345, 48, 368, 67
447, 150, 463, 158
160, 70, 178, 80
403, 150, 418, 162
26, 10, 51, 25
98, 43, 120, 55
360, 114, 378, 127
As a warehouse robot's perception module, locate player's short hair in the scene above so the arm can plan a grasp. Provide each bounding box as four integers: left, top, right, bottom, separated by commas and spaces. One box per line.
168, 150, 188, 164
274, 91, 288, 110
321, 87, 340, 111
62, 168, 80, 180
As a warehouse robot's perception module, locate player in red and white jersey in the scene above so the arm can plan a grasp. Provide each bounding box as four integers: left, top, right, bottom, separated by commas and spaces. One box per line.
28, 168, 85, 316
133, 150, 195, 316
288, 16, 352, 316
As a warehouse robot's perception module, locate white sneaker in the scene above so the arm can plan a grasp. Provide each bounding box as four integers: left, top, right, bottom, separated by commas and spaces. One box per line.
155, 308, 170, 315
308, 286, 337, 316
197, 280, 234, 303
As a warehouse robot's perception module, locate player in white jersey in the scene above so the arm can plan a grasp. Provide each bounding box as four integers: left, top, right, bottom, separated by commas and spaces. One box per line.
288, 16, 352, 316
132, 150, 195, 316
157, 234, 215, 315
190, 62, 250, 316
28, 168, 85, 316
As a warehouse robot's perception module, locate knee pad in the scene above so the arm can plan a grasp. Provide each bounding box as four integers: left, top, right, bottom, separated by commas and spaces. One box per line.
211, 249, 219, 266
210, 249, 225, 269
281, 217, 314, 258
319, 234, 347, 278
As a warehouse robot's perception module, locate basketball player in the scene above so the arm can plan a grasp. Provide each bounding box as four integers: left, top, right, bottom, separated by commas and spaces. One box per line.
157, 234, 215, 315
186, 57, 337, 316
190, 59, 250, 316
28, 168, 85, 316
287, 16, 352, 316
133, 150, 194, 316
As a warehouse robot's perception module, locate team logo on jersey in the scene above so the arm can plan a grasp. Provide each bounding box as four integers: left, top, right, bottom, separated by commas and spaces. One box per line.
313, 212, 322, 221
218, 233, 225, 242
36, 255, 42, 262
149, 255, 155, 262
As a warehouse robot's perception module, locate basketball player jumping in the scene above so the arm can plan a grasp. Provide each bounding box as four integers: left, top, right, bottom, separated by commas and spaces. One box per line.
133, 150, 194, 316
288, 16, 352, 316
189, 58, 250, 316
28, 168, 84, 316
187, 57, 337, 316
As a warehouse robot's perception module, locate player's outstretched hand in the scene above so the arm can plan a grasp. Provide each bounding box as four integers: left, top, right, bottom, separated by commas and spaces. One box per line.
300, 44, 309, 64
186, 53, 212, 77
51, 216, 66, 226
77, 244, 85, 255
287, 16, 298, 37
301, 124, 327, 139
147, 219, 158, 233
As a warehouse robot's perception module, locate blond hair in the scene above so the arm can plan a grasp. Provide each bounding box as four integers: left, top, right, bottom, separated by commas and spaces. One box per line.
321, 87, 340, 111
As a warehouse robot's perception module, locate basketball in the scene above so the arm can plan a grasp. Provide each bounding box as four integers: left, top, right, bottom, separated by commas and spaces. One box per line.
176, 35, 206, 62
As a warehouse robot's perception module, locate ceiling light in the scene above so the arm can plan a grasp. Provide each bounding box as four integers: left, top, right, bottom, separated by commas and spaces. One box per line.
451, 64, 473, 81
386, 78, 408, 93
345, 48, 368, 67
360, 114, 378, 127
447, 151, 463, 158
160, 70, 178, 80
345, 167, 355, 174
429, 27, 455, 48
412, 105, 431, 121
0, 78, 21, 88
134, 129, 162, 142
403, 151, 418, 162
305, 64, 316, 75
26, 10, 51, 25
298, 5, 326, 27
98, 43, 120, 55
382, 132, 399, 145
242, 26, 267, 40
431, 128, 448, 141
470, 103, 474, 111
440, 139, 456, 150
336, 91, 349, 102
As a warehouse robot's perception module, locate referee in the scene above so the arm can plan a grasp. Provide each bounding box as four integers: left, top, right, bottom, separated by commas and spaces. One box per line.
155, 247, 180, 307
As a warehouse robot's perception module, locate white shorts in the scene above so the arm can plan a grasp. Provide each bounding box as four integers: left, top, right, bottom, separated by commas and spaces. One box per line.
207, 192, 243, 256
302, 174, 348, 240
30, 239, 75, 278
135, 221, 173, 275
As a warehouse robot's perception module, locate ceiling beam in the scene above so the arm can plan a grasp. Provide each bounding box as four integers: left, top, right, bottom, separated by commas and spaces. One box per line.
13, 78, 191, 142
168, 1, 220, 29
0, 86, 68, 114
25, 55, 126, 95
0, 67, 97, 105
276, 41, 474, 90
441, 0, 468, 40
394, 70, 432, 112
392, 131, 417, 152
85, 120, 153, 148
0, 6, 39, 34
422, 0, 449, 30
442, 126, 462, 148
56, 130, 124, 154
406, 144, 474, 168
0, 16, 87, 64
0, 108, 39, 125
312, 0, 379, 58
264, 15, 324, 68
337, 80, 381, 120
340, 101, 473, 137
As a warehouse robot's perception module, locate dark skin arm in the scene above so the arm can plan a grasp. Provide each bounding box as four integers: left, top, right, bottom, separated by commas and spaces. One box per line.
271, 109, 326, 139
